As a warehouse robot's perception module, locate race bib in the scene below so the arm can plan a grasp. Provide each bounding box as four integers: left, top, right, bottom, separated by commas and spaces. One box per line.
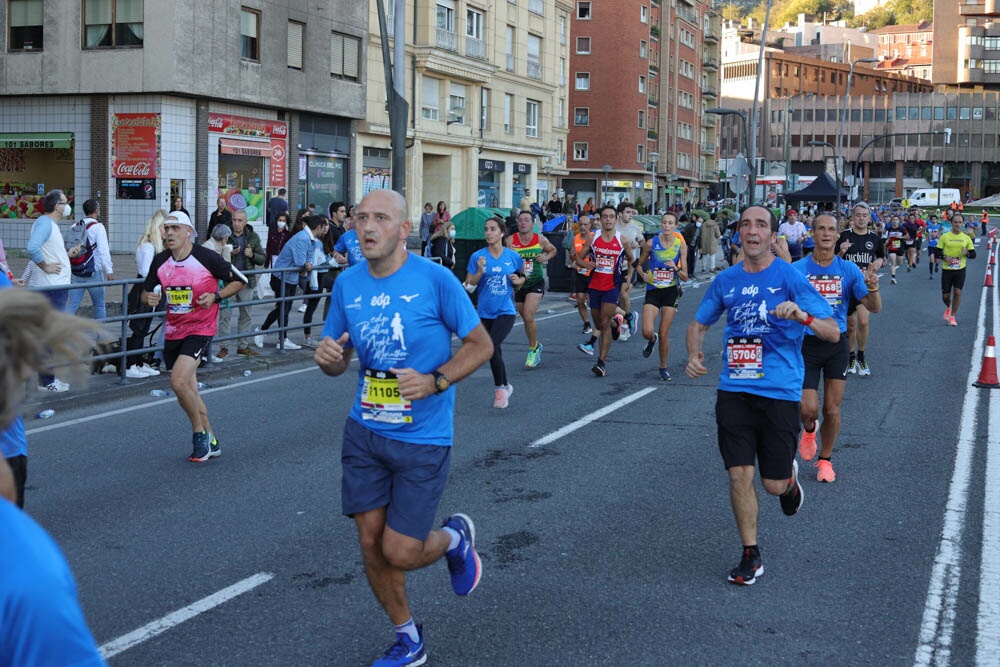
595, 253, 615, 273
523, 259, 534, 275
360, 369, 413, 424
653, 268, 675, 285
727, 336, 764, 380
808, 275, 843, 307
165, 286, 194, 314
947, 255, 962, 268
889, 239, 901, 251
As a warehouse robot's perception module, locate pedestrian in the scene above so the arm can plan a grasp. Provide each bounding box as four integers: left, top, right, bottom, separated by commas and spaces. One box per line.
939, 213, 976, 327
141, 211, 248, 461
302, 217, 336, 348
428, 221, 457, 269
66, 198, 115, 321
793, 213, 882, 483
170, 195, 189, 219
218, 209, 264, 358
685, 205, 838, 585
637, 212, 688, 381
266, 211, 293, 270
0, 287, 104, 665
508, 209, 557, 368
209, 197, 233, 232
433, 200, 450, 229
700, 213, 722, 272
202, 223, 233, 263
313, 188, 492, 666
565, 214, 595, 335
419, 202, 435, 254
129, 209, 168, 375
26, 190, 73, 392
267, 188, 289, 230
777, 209, 806, 262
464, 215, 525, 408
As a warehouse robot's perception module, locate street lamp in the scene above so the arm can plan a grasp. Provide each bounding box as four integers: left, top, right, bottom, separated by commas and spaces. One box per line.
707, 107, 752, 206
649, 152, 659, 212
837, 57, 880, 213
853, 128, 951, 203
601, 164, 612, 206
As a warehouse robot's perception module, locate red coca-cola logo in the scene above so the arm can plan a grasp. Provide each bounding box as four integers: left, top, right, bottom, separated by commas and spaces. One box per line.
272, 124, 287, 138
116, 162, 152, 176
208, 117, 225, 129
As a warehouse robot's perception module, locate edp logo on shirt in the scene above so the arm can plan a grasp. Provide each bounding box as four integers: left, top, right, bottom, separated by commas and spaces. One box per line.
741, 285, 759, 297
370, 293, 391, 308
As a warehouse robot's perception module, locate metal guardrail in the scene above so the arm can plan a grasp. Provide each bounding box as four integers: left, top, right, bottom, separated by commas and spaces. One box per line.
25, 264, 341, 383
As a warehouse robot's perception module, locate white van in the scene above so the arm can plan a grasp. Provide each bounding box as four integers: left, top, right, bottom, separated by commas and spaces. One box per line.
907, 188, 961, 207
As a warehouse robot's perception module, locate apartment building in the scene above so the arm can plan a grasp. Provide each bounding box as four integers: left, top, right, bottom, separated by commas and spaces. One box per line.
565, 0, 721, 209
873, 22, 933, 81
934, 0, 1000, 86
358, 0, 571, 220
0, 1, 365, 250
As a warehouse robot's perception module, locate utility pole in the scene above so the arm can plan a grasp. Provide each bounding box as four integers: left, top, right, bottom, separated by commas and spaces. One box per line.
748, 0, 774, 209
375, 0, 408, 196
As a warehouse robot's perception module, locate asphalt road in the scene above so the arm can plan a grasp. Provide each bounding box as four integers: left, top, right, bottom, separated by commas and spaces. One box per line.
21, 251, 999, 666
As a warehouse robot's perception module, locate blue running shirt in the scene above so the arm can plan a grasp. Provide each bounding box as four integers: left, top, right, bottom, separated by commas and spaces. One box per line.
792, 255, 868, 334
647, 233, 684, 289
322, 255, 481, 445
694, 260, 834, 401
466, 247, 523, 319
334, 229, 365, 266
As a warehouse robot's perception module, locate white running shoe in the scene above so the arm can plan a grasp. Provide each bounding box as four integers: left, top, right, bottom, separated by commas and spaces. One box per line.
253, 327, 264, 348
126, 365, 152, 379
38, 379, 70, 392
297, 304, 308, 313
140, 364, 161, 376
282, 338, 302, 350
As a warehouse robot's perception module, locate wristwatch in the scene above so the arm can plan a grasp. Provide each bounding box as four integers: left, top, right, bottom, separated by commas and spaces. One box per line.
432, 370, 450, 393
213, 291, 221, 304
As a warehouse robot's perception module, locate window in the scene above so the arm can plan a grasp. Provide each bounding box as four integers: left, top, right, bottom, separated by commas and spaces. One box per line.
640, 5, 648, 23
526, 100, 540, 138
436, 1, 455, 32
575, 72, 590, 90
240, 7, 260, 61
480, 88, 490, 129
449, 83, 467, 124
573, 142, 589, 160
466, 9, 484, 58
529, 0, 543, 15
639, 75, 646, 93
504, 93, 513, 133
960, 107, 971, 120
9, 0, 43, 50
576, 36, 591, 54
638, 110, 645, 128
559, 57, 565, 86
575, 107, 590, 125
559, 15, 567, 45
527, 34, 542, 79
577, 1, 591, 19
421, 77, 441, 120
330, 32, 361, 81
637, 145, 645, 164
84, 0, 143, 48
506, 26, 515, 71
640, 40, 647, 58
287, 20, 304, 70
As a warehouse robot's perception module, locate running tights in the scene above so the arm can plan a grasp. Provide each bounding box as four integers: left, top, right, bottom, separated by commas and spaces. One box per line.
482, 315, 515, 387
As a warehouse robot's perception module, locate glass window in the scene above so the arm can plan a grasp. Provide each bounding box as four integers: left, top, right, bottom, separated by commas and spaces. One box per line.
804, 109, 814, 122
875, 109, 886, 122
639, 75, 646, 93
529, 0, 543, 15
526, 100, 539, 138
448, 82, 467, 124
640, 5, 648, 23
287, 20, 303, 70
559, 57, 565, 87
480, 88, 490, 129
638, 110, 645, 128
863, 109, 873, 122
505, 26, 514, 71
527, 34, 542, 79
960, 107, 971, 120
9, 0, 43, 50
908, 106, 919, 120
466, 9, 483, 40
920, 106, 931, 120
933, 106, 945, 120
84, 0, 143, 48
330, 32, 360, 81
575, 72, 590, 90
974, 107, 984, 120
573, 142, 589, 160
240, 7, 259, 60
504, 93, 513, 133
436, 1, 455, 32
850, 109, 861, 122
896, 106, 906, 120
987, 107, 997, 120
637, 145, 645, 163
577, 1, 591, 19
559, 15, 566, 44
421, 76, 441, 121
575, 107, 589, 125
947, 107, 958, 120
640, 40, 647, 58
577, 37, 591, 54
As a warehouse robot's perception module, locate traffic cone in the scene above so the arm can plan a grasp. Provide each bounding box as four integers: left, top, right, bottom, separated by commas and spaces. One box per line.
991, 250, 997, 267
986, 270, 994, 287
974, 336, 1000, 388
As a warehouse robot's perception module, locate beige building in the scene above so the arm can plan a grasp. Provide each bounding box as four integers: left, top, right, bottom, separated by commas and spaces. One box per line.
359, 0, 571, 221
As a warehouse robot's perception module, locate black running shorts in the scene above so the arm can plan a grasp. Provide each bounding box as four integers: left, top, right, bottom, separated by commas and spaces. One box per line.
715, 390, 798, 481
569, 271, 590, 294
515, 282, 545, 303
941, 267, 966, 293
801, 333, 850, 390
644, 285, 682, 310
163, 335, 213, 371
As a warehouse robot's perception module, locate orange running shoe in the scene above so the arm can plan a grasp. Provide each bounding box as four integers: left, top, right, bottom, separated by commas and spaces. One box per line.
944, 307, 951, 321
815, 459, 836, 483
949, 316, 957, 327
798, 428, 817, 461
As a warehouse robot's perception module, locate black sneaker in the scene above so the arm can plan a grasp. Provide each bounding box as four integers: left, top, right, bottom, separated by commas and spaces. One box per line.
728, 547, 763, 585
779, 460, 804, 516
581, 322, 593, 335
209, 434, 221, 459
592, 360, 606, 377
642, 333, 658, 359
611, 314, 622, 341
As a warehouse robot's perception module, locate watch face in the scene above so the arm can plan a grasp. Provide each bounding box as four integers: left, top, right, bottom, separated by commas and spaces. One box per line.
436, 375, 450, 392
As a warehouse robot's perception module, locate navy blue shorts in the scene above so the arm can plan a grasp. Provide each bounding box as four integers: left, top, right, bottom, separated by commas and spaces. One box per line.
341, 418, 451, 541
588, 285, 621, 310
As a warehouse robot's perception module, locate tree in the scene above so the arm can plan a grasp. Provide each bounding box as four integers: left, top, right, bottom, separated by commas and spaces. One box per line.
892, 0, 932, 23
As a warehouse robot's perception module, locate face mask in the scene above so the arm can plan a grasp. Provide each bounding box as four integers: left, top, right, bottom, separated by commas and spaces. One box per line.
696, 221, 702, 228
448, 228, 456, 239
62, 203, 72, 217
278, 221, 287, 229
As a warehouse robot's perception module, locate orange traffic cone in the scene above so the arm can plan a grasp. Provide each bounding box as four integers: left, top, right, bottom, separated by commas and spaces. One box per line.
991, 248, 997, 267
974, 336, 1000, 388
986, 270, 994, 287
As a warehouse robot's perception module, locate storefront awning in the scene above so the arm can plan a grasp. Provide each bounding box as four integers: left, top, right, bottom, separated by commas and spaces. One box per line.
0, 132, 73, 149
219, 138, 269, 156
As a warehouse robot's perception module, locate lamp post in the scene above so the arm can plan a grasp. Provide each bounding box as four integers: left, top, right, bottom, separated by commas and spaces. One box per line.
707, 107, 752, 206
601, 164, 612, 206
808, 141, 837, 200
649, 152, 659, 212
837, 57, 880, 212
854, 129, 952, 203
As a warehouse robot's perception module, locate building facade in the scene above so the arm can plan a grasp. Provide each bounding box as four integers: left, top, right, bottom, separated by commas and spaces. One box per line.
358, 0, 571, 222
873, 22, 933, 81
1, 1, 365, 251
934, 0, 1000, 86
565, 0, 721, 210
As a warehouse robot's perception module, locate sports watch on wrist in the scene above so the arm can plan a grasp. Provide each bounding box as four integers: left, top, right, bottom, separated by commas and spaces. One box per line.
432, 371, 450, 393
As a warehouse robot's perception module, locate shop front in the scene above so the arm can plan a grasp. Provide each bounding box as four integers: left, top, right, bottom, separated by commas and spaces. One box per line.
0, 132, 75, 219
512, 162, 531, 209
477, 158, 503, 208
298, 113, 351, 214
209, 112, 287, 224
111, 113, 159, 202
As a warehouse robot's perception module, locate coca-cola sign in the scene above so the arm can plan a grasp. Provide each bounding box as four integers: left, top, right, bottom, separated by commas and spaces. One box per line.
208, 113, 287, 139
112, 113, 160, 181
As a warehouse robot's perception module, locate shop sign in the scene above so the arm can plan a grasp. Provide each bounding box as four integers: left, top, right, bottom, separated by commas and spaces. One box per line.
602, 180, 634, 189
0, 132, 74, 149
219, 138, 270, 156
112, 113, 160, 178
513, 162, 532, 174
116, 178, 156, 200
208, 113, 287, 139
478, 159, 506, 173
270, 140, 286, 187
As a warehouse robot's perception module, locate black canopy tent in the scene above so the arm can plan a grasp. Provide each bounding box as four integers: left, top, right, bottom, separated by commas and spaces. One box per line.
783, 173, 851, 204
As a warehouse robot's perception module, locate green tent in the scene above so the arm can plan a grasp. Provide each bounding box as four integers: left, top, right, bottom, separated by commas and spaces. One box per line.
451, 207, 512, 240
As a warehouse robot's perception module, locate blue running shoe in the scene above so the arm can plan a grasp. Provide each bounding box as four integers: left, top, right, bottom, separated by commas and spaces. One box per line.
209, 434, 221, 459
372, 624, 427, 666
189, 431, 211, 462
628, 311, 639, 337
443, 513, 481, 596
577, 342, 594, 356
658, 368, 672, 381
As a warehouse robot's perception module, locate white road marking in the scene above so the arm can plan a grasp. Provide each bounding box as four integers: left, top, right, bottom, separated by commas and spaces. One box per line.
529, 387, 658, 447
979, 256, 1000, 665
914, 247, 990, 665
99, 572, 274, 659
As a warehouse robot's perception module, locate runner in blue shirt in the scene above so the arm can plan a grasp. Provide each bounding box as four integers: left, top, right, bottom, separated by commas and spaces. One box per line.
315, 189, 493, 667
792, 213, 882, 484
686, 205, 838, 586
464, 215, 525, 409
334, 227, 365, 266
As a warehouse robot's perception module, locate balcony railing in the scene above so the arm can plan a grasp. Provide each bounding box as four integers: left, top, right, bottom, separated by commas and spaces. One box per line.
702, 86, 718, 97
702, 58, 718, 70
701, 142, 715, 154
677, 6, 698, 25
466, 36, 485, 59
436, 28, 457, 51
527, 59, 542, 80
704, 27, 719, 43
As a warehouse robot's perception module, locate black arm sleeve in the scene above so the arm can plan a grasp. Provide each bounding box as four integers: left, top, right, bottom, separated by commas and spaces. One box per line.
193, 244, 248, 284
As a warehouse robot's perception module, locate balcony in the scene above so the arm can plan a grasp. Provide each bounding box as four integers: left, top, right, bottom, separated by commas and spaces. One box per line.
701, 142, 715, 154
466, 36, 485, 60
436, 28, 457, 51
704, 27, 719, 44
702, 114, 716, 127
677, 6, 698, 25
702, 86, 718, 98
702, 58, 718, 71
960, 0, 995, 15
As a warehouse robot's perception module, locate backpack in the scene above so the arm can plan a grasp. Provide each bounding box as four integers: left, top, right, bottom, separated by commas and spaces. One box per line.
67, 220, 98, 277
